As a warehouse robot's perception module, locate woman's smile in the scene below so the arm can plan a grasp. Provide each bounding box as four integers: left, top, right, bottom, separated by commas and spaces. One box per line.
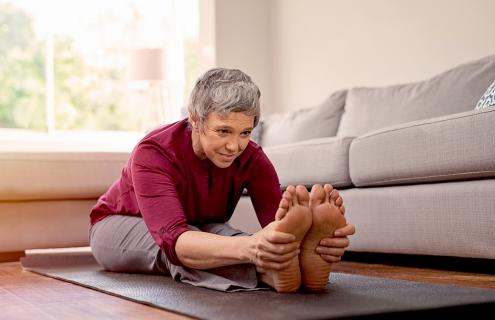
217, 152, 237, 162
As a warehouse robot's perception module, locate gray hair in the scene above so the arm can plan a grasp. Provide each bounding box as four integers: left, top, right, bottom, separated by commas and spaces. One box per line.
187, 68, 261, 127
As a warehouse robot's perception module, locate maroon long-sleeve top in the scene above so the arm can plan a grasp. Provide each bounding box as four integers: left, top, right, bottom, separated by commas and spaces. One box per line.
90, 119, 282, 266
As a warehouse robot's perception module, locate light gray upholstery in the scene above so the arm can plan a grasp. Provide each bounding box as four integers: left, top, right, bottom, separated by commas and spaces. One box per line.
349, 108, 495, 187
341, 179, 495, 259
264, 136, 355, 188
235, 55, 495, 260
261, 90, 347, 147
338, 54, 495, 137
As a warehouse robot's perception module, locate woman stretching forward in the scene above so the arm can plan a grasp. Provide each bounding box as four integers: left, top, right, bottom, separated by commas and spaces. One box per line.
89, 68, 355, 292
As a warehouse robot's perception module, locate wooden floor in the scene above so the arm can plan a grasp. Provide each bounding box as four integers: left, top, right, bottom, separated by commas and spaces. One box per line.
1, 255, 495, 320
0, 261, 188, 320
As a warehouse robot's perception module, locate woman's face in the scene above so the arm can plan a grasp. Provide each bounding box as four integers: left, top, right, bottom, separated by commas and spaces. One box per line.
192, 111, 254, 168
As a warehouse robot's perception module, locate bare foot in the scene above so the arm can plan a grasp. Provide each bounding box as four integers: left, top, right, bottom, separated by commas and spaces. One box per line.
259, 185, 312, 293
300, 184, 347, 291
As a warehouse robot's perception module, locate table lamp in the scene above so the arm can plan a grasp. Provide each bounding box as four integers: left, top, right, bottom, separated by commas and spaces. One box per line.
128, 48, 167, 132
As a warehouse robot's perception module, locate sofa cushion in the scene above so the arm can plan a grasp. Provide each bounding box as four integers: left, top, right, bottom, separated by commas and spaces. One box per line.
261, 90, 347, 147
475, 79, 495, 110
338, 54, 495, 137
0, 151, 130, 201
264, 136, 355, 188
349, 108, 495, 187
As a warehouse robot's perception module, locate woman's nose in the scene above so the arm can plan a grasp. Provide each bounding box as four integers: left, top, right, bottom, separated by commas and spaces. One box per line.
225, 137, 239, 153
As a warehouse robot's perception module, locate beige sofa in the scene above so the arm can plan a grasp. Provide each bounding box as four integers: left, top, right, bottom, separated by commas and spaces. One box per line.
230, 54, 495, 260
1, 55, 493, 262
0, 132, 139, 259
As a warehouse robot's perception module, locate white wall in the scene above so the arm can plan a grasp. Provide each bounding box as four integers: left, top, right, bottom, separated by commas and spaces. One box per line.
203, 0, 495, 114
200, 0, 273, 110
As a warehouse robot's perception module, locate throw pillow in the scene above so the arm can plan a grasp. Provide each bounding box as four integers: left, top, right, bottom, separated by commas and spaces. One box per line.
260, 90, 347, 147
475, 80, 495, 110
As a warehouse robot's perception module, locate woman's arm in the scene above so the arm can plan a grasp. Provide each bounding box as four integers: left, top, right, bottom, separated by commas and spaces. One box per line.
132, 143, 299, 270
175, 221, 300, 270
131, 144, 192, 266
175, 231, 252, 269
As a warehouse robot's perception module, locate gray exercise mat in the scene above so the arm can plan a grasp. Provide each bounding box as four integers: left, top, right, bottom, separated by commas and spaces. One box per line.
21, 252, 495, 319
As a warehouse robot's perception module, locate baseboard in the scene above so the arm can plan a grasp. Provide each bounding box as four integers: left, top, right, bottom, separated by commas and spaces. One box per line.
343, 251, 495, 274
0, 251, 26, 263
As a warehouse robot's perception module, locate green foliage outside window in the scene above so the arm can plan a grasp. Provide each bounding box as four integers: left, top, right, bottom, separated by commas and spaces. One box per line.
0, 3, 46, 130
0, 2, 198, 132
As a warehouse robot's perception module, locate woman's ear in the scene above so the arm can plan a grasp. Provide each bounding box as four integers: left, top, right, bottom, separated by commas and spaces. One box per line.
188, 115, 199, 131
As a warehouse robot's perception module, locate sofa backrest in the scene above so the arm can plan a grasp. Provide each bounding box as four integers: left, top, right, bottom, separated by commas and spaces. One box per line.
260, 90, 347, 147
337, 54, 495, 137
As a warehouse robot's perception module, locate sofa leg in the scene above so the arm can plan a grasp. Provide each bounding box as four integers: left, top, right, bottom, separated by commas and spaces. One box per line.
0, 251, 26, 263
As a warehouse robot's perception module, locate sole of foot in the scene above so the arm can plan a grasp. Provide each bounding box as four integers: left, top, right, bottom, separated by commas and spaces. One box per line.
300, 184, 347, 291
263, 185, 312, 293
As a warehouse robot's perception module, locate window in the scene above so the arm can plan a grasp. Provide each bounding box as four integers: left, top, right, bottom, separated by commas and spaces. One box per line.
0, 0, 198, 133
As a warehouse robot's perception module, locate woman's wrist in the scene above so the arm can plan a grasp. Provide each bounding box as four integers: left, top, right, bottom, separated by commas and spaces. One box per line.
235, 235, 257, 265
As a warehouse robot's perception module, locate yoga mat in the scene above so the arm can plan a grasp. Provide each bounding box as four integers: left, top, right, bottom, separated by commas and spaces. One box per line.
21, 252, 495, 319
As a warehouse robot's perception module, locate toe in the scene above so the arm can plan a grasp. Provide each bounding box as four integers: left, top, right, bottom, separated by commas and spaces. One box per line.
279, 197, 289, 210
335, 196, 343, 207
323, 184, 334, 194
330, 189, 340, 201
275, 205, 287, 220
286, 185, 299, 205
275, 196, 289, 220
296, 185, 310, 206
309, 184, 325, 207
283, 190, 293, 208
340, 205, 346, 215
323, 184, 333, 203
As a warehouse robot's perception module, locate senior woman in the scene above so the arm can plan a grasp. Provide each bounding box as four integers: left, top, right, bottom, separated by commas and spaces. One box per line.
89, 68, 355, 293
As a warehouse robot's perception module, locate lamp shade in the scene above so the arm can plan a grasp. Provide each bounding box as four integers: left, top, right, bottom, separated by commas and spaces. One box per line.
128, 48, 166, 82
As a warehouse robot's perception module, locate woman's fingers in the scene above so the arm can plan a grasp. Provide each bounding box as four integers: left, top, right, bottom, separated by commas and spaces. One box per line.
256, 257, 295, 271
316, 236, 348, 263
319, 237, 350, 248
251, 229, 300, 270
319, 254, 342, 263
260, 232, 299, 255
316, 246, 346, 258
265, 230, 296, 244
257, 247, 300, 263
251, 223, 304, 270
256, 239, 299, 259
334, 223, 355, 237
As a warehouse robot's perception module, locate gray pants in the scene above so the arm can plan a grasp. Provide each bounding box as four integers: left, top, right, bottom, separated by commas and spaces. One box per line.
89, 215, 264, 292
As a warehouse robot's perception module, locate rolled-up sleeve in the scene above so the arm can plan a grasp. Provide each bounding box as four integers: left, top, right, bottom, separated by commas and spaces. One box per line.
130, 143, 190, 266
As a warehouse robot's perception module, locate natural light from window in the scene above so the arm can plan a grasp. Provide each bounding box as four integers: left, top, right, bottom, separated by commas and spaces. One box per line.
0, 0, 198, 140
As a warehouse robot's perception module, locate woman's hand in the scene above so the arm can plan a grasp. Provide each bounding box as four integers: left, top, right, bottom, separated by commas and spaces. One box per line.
316, 223, 355, 263
250, 221, 300, 271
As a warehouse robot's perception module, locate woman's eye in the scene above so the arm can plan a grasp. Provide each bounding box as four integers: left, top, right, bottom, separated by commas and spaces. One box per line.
241, 131, 252, 137
217, 129, 229, 135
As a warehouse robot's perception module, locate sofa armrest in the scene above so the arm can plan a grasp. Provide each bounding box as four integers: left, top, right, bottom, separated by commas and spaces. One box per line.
349, 108, 495, 187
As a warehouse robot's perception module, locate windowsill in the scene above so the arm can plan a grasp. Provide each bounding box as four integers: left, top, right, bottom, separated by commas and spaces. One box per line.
0, 129, 145, 153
